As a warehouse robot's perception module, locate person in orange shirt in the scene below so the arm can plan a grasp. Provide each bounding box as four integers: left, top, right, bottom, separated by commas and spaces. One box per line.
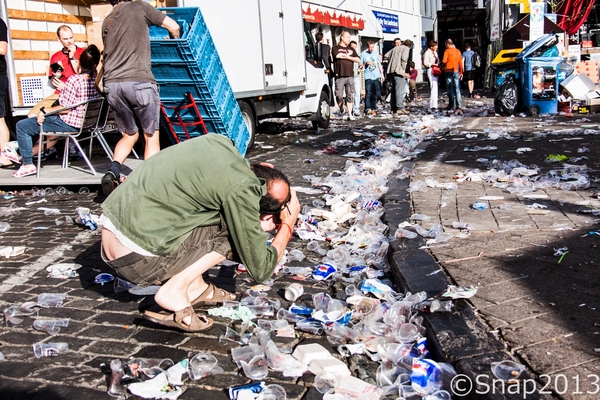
441, 39, 464, 115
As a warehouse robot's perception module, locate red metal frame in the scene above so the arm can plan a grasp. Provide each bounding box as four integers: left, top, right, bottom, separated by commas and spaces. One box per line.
160, 92, 209, 143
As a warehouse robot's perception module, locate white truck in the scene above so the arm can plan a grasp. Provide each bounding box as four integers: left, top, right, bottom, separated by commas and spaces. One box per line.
178, 0, 331, 142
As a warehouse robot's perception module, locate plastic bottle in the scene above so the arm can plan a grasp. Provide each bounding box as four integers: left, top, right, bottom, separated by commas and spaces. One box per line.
395, 228, 417, 239
452, 221, 472, 230
428, 224, 443, 238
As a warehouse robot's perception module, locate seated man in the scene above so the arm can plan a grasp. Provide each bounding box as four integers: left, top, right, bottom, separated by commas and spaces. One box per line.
30, 25, 85, 161
100, 134, 300, 332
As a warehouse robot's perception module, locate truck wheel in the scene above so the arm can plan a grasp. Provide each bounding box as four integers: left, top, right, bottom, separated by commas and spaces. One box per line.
311, 90, 330, 129
239, 101, 256, 153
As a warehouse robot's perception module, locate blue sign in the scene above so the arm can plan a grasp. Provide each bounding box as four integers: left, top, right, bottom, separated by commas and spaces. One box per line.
372, 10, 399, 34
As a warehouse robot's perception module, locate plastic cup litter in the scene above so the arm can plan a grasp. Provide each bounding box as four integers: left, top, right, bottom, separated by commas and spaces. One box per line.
284, 283, 304, 301
188, 352, 218, 380
33, 319, 69, 335
32, 342, 68, 358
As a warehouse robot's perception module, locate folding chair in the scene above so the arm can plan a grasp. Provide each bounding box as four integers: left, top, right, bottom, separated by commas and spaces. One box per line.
87, 100, 140, 161
36, 97, 105, 178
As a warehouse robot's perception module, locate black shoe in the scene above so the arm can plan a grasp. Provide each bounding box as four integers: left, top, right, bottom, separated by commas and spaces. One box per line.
33, 147, 57, 162
101, 171, 119, 197
69, 146, 81, 161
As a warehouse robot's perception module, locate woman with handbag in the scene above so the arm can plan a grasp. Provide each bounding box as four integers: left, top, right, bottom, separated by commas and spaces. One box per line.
423, 40, 440, 111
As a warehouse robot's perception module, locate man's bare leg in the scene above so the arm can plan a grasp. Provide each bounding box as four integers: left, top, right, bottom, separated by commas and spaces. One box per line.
112, 132, 139, 164
143, 130, 160, 160
154, 251, 225, 326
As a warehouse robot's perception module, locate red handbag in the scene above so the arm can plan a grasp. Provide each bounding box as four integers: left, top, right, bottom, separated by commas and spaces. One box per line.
431, 65, 442, 77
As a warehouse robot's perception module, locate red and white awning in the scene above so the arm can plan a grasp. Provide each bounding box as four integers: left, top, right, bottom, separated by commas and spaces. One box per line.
302, 2, 365, 30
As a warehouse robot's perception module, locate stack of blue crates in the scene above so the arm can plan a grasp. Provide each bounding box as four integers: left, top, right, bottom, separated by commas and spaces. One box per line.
149, 7, 250, 156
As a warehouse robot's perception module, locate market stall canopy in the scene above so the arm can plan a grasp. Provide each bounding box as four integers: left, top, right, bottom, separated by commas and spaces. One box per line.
302, 1, 383, 39
503, 15, 564, 49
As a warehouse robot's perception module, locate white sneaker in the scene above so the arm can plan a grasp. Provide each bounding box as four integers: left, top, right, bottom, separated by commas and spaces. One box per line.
347, 115, 356, 121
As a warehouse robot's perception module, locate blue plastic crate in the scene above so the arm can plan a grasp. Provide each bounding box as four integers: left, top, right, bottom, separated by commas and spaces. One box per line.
151, 7, 250, 155
150, 8, 214, 64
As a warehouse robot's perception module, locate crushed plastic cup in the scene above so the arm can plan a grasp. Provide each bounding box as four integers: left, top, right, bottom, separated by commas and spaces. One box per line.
107, 359, 126, 397
239, 354, 268, 380
276, 308, 306, 323
286, 249, 305, 262
231, 344, 264, 367
258, 384, 286, 400
314, 371, 340, 394
312, 292, 332, 311
94, 273, 114, 285
32, 342, 68, 358
33, 319, 69, 335
491, 360, 526, 381
78, 187, 90, 195
223, 300, 241, 309
0, 221, 10, 233
37, 293, 68, 307
220, 326, 250, 345
114, 277, 136, 293
395, 323, 419, 343
188, 352, 219, 380
307, 240, 327, 255
284, 283, 304, 301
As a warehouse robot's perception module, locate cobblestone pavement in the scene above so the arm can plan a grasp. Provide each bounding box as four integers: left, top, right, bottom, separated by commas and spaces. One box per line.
0, 95, 599, 399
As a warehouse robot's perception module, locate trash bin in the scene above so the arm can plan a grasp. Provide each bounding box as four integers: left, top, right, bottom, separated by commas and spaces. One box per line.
490, 49, 521, 89
516, 33, 561, 115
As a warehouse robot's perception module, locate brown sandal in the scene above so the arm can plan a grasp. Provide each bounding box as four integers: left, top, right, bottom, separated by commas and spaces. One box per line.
190, 282, 236, 307
142, 306, 213, 332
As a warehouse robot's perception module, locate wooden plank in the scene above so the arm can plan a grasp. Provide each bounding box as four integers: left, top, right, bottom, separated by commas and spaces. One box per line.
11, 30, 88, 42
8, 9, 90, 25
14, 50, 50, 60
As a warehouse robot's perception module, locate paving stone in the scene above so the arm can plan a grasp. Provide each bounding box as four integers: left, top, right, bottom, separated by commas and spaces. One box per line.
476, 280, 541, 305
501, 317, 576, 348
63, 299, 105, 310
49, 335, 93, 351
84, 340, 140, 357
37, 307, 95, 322
77, 325, 136, 340
89, 312, 140, 326
516, 336, 598, 375
0, 360, 38, 379
130, 344, 189, 362
29, 384, 109, 400
181, 337, 237, 356
179, 386, 230, 400
0, 377, 40, 400
31, 366, 104, 387
192, 372, 250, 390
0, 330, 47, 345
132, 328, 188, 346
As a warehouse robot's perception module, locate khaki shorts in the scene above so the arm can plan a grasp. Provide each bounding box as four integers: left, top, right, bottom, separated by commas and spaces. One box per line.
101, 220, 233, 286
104, 81, 160, 135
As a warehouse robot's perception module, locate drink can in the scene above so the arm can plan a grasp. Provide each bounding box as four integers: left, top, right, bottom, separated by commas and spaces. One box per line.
228, 382, 264, 400
312, 263, 337, 281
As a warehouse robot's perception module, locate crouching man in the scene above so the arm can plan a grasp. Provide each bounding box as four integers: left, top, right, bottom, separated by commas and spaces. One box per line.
100, 134, 300, 332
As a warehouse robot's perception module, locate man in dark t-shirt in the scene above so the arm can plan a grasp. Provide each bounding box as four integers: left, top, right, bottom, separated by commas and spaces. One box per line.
332, 31, 360, 120
0, 18, 11, 168
101, 0, 180, 197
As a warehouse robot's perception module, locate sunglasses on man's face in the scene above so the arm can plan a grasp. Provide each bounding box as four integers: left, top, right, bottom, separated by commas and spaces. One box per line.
260, 193, 291, 215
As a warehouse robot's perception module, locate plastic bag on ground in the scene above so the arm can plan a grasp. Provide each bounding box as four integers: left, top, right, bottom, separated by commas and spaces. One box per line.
494, 75, 518, 116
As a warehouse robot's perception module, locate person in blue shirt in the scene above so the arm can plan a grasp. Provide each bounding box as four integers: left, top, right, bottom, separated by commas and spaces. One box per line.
462, 44, 477, 98
360, 40, 384, 115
